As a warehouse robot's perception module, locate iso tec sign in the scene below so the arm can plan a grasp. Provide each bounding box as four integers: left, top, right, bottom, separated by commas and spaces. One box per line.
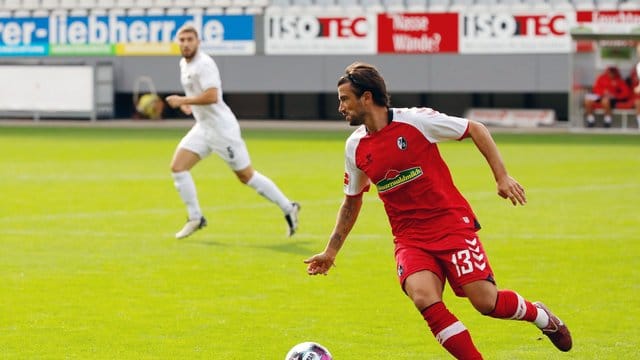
265, 14, 377, 55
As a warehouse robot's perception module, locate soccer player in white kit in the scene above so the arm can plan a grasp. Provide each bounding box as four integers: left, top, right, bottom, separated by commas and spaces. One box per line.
165, 25, 300, 239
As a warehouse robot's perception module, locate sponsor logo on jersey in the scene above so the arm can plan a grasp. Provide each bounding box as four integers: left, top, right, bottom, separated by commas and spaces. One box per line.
376, 166, 423, 193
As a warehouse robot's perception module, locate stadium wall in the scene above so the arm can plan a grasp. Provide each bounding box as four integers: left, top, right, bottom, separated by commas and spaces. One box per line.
0, 10, 595, 120
3, 53, 568, 120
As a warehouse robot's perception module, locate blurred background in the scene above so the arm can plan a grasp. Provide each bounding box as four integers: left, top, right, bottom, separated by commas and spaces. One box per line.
0, 0, 638, 129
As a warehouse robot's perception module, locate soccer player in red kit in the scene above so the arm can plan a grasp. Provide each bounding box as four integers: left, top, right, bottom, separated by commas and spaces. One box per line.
304, 62, 572, 359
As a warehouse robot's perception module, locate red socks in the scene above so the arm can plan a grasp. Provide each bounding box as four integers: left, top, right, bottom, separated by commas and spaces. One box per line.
488, 290, 537, 321
419, 291, 539, 358
422, 302, 483, 360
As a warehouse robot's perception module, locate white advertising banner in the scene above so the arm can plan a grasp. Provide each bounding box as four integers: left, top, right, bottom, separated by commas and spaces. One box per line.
460, 12, 574, 54
0, 65, 93, 112
265, 14, 377, 54
466, 108, 556, 127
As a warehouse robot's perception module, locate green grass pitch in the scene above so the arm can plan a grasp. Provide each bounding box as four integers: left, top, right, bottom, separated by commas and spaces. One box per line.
1, 124, 639, 359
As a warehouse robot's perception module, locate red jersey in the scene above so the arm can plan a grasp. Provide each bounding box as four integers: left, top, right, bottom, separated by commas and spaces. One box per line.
592, 71, 631, 100
343, 107, 479, 242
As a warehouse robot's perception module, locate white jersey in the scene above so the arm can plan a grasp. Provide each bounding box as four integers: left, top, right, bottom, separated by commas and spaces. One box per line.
179, 51, 238, 132
177, 50, 251, 170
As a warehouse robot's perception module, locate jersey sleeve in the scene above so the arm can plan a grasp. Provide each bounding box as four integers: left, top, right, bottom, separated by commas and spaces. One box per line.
198, 57, 221, 91
343, 134, 370, 196
399, 108, 469, 143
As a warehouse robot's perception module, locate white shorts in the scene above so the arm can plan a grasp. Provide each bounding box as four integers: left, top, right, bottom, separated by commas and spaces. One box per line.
178, 122, 251, 171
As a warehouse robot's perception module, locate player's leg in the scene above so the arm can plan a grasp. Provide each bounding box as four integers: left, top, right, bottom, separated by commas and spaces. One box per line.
602, 97, 613, 127
397, 245, 483, 359
635, 97, 640, 129
463, 280, 572, 352
171, 127, 210, 239
218, 134, 300, 236
584, 95, 597, 127
234, 165, 300, 236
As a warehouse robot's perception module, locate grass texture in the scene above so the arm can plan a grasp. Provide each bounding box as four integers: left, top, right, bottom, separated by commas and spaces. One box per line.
0, 125, 638, 359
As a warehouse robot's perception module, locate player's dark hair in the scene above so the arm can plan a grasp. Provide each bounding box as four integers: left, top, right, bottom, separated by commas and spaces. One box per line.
338, 62, 391, 107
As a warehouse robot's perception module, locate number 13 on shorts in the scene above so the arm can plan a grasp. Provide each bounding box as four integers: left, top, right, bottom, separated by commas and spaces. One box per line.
451, 237, 488, 277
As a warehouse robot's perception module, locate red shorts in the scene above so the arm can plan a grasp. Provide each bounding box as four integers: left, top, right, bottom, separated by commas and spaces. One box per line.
394, 230, 495, 297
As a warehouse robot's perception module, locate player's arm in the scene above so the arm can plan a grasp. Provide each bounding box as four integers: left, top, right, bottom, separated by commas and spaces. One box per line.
165, 88, 218, 108
305, 193, 363, 275
465, 120, 526, 206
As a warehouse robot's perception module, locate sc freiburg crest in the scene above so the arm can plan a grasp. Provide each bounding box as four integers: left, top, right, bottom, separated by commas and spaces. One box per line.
397, 136, 407, 150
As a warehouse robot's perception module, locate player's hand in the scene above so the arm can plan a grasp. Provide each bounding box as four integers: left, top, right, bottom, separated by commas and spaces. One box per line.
304, 252, 335, 276
497, 175, 526, 206
180, 104, 192, 115
165, 95, 183, 109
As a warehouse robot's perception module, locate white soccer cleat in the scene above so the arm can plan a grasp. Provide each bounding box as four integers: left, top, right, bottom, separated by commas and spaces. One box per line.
175, 216, 207, 239
285, 202, 300, 237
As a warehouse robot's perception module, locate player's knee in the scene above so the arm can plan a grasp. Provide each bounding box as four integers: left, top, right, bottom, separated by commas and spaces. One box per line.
171, 164, 185, 173
409, 291, 441, 311
471, 297, 496, 315
464, 282, 498, 314
236, 171, 252, 184
235, 167, 255, 184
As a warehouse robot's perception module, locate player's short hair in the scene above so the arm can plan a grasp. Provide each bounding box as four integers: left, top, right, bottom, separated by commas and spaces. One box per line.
177, 24, 199, 38
338, 61, 391, 107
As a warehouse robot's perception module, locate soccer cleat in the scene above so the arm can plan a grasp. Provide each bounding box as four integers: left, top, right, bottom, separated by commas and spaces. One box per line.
533, 302, 572, 352
284, 202, 301, 237
175, 216, 207, 239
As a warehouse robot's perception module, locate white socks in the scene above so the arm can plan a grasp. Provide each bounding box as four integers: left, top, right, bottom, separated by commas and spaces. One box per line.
534, 307, 551, 329
173, 170, 293, 219
172, 171, 202, 220
246, 171, 293, 214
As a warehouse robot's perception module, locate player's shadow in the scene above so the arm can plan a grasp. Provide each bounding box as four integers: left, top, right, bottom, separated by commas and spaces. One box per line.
182, 238, 315, 256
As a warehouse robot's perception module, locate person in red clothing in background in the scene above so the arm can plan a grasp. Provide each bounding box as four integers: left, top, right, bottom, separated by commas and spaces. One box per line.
630, 43, 640, 130
584, 65, 631, 128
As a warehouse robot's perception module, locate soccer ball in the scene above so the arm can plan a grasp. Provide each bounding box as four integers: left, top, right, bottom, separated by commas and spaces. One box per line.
285, 341, 333, 360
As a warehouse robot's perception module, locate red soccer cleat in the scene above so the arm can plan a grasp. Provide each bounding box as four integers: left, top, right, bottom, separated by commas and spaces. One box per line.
533, 302, 573, 352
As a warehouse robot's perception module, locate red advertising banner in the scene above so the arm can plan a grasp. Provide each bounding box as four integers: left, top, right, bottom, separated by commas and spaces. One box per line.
377, 13, 458, 54
573, 10, 640, 52
576, 10, 640, 32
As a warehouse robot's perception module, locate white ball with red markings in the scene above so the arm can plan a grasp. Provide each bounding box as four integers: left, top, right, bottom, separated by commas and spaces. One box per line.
285, 342, 333, 360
